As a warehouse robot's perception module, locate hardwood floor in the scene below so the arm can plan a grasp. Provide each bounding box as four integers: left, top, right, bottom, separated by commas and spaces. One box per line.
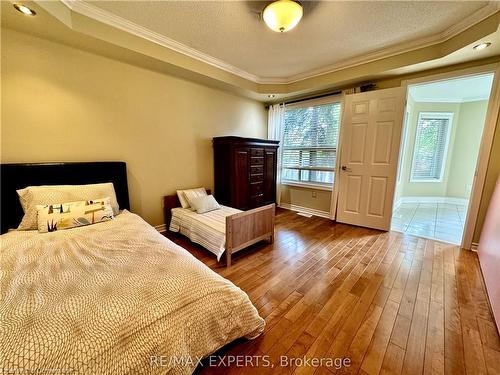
165, 208, 500, 375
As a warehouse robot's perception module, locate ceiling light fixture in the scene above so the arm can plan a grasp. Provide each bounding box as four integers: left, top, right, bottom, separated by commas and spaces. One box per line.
263, 0, 303, 33
473, 42, 491, 51
13, 3, 36, 16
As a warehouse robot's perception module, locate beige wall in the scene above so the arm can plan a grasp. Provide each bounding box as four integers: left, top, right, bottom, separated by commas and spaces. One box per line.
279, 185, 331, 213
447, 100, 489, 198
2, 28, 499, 244
1, 29, 267, 226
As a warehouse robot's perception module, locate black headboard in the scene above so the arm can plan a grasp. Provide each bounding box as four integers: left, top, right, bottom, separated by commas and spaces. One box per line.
0, 162, 130, 234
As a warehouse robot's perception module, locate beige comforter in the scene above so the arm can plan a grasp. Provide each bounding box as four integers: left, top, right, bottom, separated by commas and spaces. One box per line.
0, 211, 264, 374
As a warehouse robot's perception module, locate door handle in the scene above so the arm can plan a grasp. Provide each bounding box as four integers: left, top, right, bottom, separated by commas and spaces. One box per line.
341, 165, 352, 172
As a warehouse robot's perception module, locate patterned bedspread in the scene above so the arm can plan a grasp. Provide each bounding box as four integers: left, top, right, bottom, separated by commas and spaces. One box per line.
0, 211, 264, 375
169, 206, 241, 261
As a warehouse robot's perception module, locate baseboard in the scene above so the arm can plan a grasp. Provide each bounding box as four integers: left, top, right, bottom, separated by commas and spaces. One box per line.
471, 242, 479, 252
155, 223, 167, 233
279, 203, 331, 219
395, 196, 469, 206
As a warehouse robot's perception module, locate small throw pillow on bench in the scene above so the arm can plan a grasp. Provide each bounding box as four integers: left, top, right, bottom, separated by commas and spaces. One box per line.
189, 195, 221, 214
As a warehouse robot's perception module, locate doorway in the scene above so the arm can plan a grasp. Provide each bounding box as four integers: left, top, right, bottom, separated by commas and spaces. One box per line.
392, 73, 495, 244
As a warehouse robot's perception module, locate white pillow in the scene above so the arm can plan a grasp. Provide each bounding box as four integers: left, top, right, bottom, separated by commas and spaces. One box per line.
177, 187, 207, 209
37, 197, 114, 233
17, 183, 119, 230
189, 195, 221, 214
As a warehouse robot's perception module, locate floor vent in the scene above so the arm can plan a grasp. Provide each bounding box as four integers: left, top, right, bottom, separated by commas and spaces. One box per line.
297, 212, 313, 218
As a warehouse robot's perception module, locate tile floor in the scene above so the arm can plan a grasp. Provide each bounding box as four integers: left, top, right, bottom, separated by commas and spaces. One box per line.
391, 201, 468, 244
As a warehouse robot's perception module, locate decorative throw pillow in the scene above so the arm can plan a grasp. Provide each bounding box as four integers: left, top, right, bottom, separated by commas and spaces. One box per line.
189, 195, 221, 214
177, 187, 207, 209
17, 183, 119, 230
37, 198, 114, 233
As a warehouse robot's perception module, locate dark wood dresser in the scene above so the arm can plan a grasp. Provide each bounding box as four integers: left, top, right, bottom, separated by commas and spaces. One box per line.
213, 136, 279, 210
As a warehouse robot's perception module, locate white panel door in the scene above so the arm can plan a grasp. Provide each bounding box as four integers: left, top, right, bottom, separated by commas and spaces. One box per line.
336, 87, 406, 231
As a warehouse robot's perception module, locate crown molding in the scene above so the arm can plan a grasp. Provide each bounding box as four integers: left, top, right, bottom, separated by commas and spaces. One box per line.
283, 2, 500, 84
61, 0, 261, 83
61, 0, 500, 85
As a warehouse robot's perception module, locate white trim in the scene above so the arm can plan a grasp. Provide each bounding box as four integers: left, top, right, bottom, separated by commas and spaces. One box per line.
397, 103, 411, 184
155, 223, 167, 233
60, 0, 499, 85
409, 111, 454, 183
331, 98, 347, 220
394, 196, 469, 207
279, 203, 332, 219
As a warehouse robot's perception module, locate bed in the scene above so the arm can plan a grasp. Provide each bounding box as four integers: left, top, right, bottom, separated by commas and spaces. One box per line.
170, 203, 242, 261
0, 162, 265, 375
164, 191, 275, 266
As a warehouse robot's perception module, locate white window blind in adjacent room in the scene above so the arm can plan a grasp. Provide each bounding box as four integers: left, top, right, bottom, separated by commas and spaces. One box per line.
281, 101, 341, 187
410, 112, 453, 182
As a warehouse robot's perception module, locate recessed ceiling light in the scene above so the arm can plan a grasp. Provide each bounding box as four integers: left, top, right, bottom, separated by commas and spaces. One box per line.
13, 3, 36, 16
263, 0, 303, 33
267, 94, 276, 98
473, 42, 491, 51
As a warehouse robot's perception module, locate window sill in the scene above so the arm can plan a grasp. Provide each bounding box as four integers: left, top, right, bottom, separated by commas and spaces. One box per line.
281, 181, 333, 191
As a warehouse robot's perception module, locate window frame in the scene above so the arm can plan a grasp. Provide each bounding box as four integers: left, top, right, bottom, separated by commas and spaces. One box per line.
280, 97, 342, 190
410, 111, 454, 183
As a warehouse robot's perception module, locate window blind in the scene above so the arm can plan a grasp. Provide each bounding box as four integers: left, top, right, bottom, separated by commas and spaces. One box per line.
282, 102, 341, 186
411, 113, 452, 181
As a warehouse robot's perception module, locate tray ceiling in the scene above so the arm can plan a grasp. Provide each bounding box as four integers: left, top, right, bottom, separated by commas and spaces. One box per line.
86, 0, 494, 81
3, 0, 500, 101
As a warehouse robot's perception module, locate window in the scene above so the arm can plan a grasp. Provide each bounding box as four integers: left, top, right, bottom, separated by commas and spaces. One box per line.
281, 101, 341, 188
410, 112, 453, 182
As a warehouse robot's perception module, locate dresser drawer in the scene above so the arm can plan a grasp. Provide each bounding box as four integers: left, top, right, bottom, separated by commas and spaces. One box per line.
250, 148, 264, 157
251, 165, 264, 174
249, 193, 264, 207
250, 156, 264, 165
250, 173, 264, 183
250, 181, 263, 195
